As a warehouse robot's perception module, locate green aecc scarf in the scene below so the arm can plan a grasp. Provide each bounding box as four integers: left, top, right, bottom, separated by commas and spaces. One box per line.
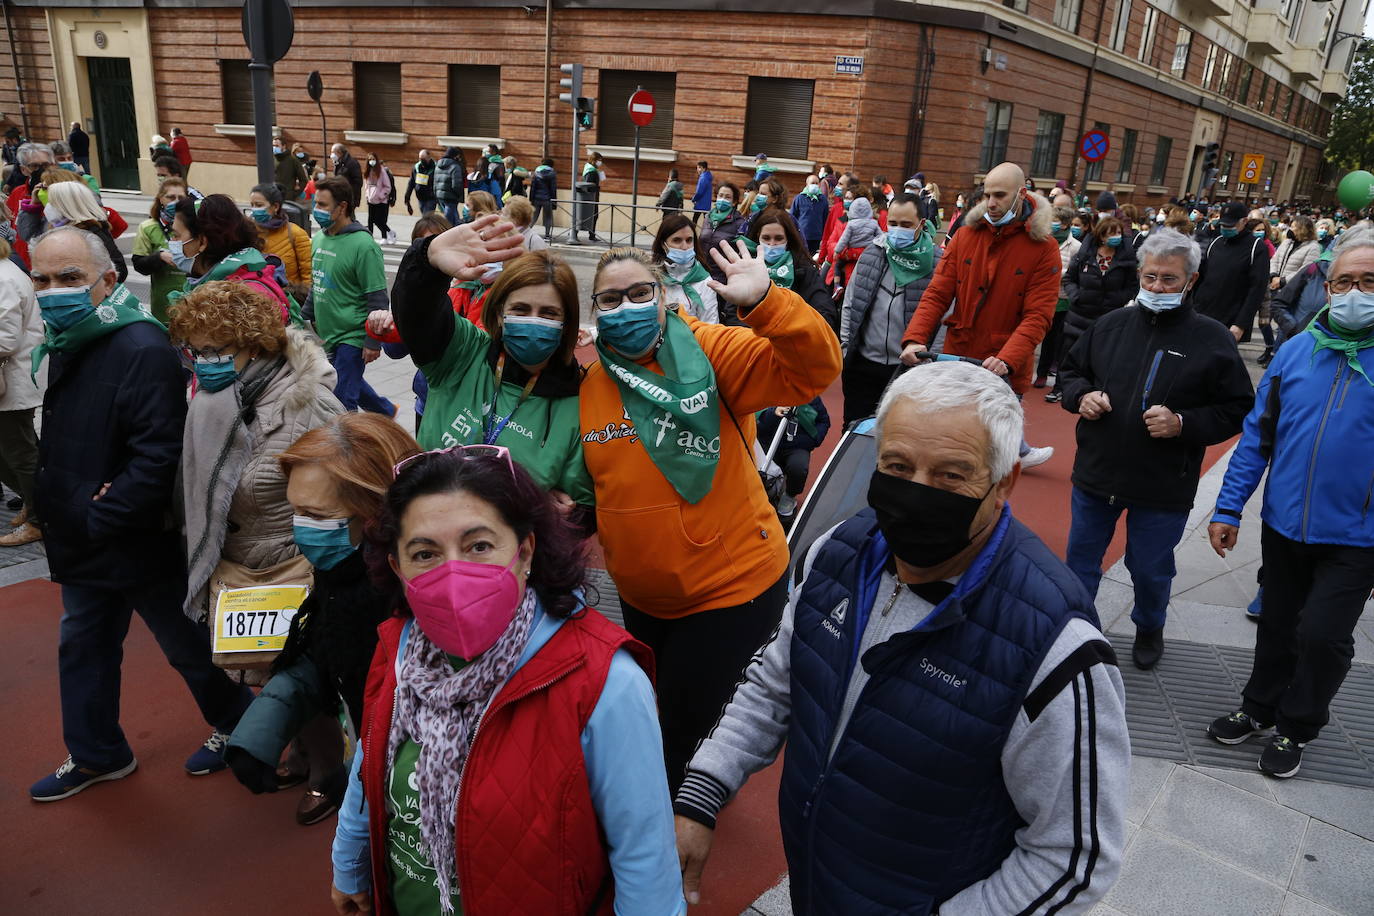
1307, 309, 1374, 387
885, 220, 937, 288
596, 311, 720, 503
662, 258, 712, 316
32, 283, 163, 377
737, 237, 795, 289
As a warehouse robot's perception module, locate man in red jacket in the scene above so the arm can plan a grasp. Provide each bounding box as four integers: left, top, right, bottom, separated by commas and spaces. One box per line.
170, 127, 192, 181
900, 161, 1060, 468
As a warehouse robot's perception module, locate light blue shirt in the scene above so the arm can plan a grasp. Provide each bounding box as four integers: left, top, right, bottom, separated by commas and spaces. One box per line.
331, 604, 686, 916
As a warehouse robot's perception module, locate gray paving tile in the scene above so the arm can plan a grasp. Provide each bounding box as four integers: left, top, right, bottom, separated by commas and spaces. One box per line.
0, 556, 48, 587
1272, 780, 1374, 843
1168, 599, 1262, 652
1187, 763, 1277, 802
1105, 828, 1284, 916
1172, 566, 1262, 610
1143, 766, 1307, 878
1126, 755, 1175, 824
1290, 820, 1374, 915
747, 875, 791, 916
1280, 893, 1344, 915
1089, 906, 1131, 916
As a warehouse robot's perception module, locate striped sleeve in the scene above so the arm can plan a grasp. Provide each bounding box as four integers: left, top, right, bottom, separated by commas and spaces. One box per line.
937, 617, 1130, 916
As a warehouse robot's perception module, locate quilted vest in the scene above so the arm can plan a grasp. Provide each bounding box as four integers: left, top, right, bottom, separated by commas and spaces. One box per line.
360, 607, 653, 916
779, 507, 1098, 915
845, 244, 938, 365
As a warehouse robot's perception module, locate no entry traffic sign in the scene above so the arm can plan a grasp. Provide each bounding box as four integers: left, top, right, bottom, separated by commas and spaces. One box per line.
1079, 129, 1110, 163
628, 89, 656, 128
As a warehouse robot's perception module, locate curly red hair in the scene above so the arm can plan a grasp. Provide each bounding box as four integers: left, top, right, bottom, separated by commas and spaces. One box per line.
167, 280, 288, 353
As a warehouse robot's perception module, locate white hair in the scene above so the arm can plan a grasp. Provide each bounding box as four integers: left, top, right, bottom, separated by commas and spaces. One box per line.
1137, 227, 1201, 276
16, 142, 51, 167
875, 360, 1024, 481
1331, 226, 1374, 276
46, 181, 108, 226
32, 225, 115, 277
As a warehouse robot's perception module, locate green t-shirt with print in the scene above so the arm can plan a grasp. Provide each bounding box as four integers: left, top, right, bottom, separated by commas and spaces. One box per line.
386, 738, 464, 915
311, 227, 387, 351
418, 317, 594, 508
131, 219, 186, 325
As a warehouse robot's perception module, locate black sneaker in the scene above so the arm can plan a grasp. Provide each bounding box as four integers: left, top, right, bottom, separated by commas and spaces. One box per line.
1208, 710, 1272, 745
1132, 627, 1164, 670
1258, 734, 1305, 778
1257, 347, 1274, 368
1044, 390, 1063, 403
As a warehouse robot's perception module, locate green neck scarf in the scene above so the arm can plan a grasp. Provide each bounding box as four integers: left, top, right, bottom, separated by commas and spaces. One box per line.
32, 284, 163, 376
662, 258, 711, 314
737, 237, 796, 289
708, 203, 734, 228
1308, 310, 1374, 387
596, 311, 720, 503
884, 220, 937, 288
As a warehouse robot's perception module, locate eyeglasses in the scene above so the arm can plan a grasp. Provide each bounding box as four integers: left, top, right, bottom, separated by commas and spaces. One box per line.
1329, 274, 1374, 295
184, 344, 238, 362
591, 281, 658, 312
392, 443, 516, 480
1139, 273, 1186, 289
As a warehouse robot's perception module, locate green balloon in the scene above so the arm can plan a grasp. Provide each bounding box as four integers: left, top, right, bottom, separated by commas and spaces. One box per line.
1337, 170, 1374, 211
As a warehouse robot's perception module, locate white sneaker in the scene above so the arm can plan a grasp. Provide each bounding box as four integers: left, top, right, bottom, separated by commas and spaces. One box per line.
385, 230, 397, 244
1020, 446, 1054, 469
777, 493, 797, 516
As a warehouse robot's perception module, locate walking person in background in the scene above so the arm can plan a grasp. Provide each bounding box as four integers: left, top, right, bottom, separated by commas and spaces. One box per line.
404, 148, 436, 217
67, 121, 90, 176
291, 144, 316, 189
744, 207, 837, 329
1263, 215, 1321, 366
432, 146, 466, 226
274, 136, 308, 201
330, 143, 363, 208
575, 150, 604, 243
169, 128, 192, 181
362, 154, 396, 244
502, 196, 548, 252
699, 182, 745, 285
27, 227, 255, 801
1190, 202, 1270, 343
692, 160, 713, 227
129, 177, 189, 324
250, 183, 314, 288
657, 168, 685, 215
788, 174, 829, 254
1207, 228, 1374, 778
1034, 204, 1081, 390
308, 177, 394, 417
0, 232, 42, 547
529, 157, 557, 242
653, 213, 718, 323
501, 155, 527, 199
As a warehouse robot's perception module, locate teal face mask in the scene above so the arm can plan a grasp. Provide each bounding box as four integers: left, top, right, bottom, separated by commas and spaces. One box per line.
1220, 226, 1240, 238
751, 195, 768, 213
292, 516, 356, 570
1070, 226, 1085, 240
35, 284, 96, 332
596, 299, 662, 359
312, 208, 334, 229
193, 354, 239, 393
1105, 235, 1123, 248
501, 315, 563, 367
713, 199, 732, 214
250, 207, 270, 223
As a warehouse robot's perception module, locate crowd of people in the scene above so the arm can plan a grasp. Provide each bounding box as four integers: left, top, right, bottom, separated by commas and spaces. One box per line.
4, 123, 1373, 916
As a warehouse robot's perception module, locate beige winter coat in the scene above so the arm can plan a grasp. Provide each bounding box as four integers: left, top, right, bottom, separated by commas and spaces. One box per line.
0, 257, 43, 412
219, 327, 343, 572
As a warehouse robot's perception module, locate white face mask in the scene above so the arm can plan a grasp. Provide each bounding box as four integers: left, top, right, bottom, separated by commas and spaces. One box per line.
1137, 288, 1186, 312
1328, 289, 1374, 332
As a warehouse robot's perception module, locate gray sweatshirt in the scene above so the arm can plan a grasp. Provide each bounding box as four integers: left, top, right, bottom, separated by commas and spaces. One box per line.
674, 528, 1131, 915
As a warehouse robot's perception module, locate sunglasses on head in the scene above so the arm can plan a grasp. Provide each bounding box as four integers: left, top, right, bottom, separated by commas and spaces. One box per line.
392, 443, 516, 480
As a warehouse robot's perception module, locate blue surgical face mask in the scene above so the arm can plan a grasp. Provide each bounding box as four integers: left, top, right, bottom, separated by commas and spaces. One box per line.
35, 284, 96, 332
193, 354, 239, 393
292, 516, 356, 570
1318, 229, 1330, 240
167, 238, 196, 273
250, 207, 270, 224
1136, 288, 1186, 312
272, 145, 284, 155
596, 298, 662, 359
501, 314, 563, 367
761, 243, 788, 264
665, 247, 696, 267
161, 202, 178, 225
1252, 229, 1266, 238
1328, 289, 1374, 332
1050, 221, 1062, 232
886, 227, 916, 249
312, 207, 334, 229
1220, 225, 1239, 238
984, 204, 1017, 227
1105, 235, 1123, 248
1070, 226, 1085, 240
751, 194, 768, 213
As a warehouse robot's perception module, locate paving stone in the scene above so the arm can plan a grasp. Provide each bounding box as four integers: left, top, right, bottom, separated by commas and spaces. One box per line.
1167, 599, 1261, 652
1104, 828, 1284, 916
1143, 766, 1307, 879
1270, 780, 1374, 843
1280, 893, 1344, 915
1126, 755, 1175, 824
746, 875, 791, 916
1290, 821, 1374, 916
1186, 763, 1277, 802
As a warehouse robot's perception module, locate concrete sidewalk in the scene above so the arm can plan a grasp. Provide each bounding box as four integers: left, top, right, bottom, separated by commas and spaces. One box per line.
741, 452, 1374, 916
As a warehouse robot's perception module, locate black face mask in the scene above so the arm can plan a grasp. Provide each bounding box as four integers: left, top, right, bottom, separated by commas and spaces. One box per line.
867, 469, 995, 568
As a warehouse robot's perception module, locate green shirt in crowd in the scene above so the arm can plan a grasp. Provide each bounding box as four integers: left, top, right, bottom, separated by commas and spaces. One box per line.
387, 738, 464, 915
311, 225, 386, 352
418, 316, 594, 508
130, 219, 186, 325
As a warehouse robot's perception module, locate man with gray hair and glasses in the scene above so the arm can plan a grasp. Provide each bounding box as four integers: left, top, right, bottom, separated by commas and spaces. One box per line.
1057, 227, 1254, 670
1207, 226, 1374, 779
673, 360, 1129, 915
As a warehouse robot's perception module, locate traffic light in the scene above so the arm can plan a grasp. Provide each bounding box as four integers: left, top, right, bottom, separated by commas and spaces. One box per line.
558, 63, 582, 108
577, 97, 595, 131
1202, 142, 1220, 174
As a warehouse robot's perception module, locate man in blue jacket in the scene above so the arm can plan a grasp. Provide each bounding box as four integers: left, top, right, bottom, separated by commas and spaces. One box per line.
691, 160, 713, 228
788, 174, 829, 253
27, 227, 254, 802
1207, 227, 1374, 779
674, 360, 1129, 915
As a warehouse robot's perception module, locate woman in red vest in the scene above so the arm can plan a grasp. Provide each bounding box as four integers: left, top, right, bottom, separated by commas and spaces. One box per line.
329, 445, 685, 916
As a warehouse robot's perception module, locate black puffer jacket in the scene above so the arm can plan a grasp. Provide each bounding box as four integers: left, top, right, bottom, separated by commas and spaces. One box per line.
1063, 238, 1139, 321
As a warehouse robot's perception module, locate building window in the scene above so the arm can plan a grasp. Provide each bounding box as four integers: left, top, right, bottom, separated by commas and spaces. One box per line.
1237, 65, 1254, 104
1002, 0, 1029, 11
599, 70, 677, 148
1053, 0, 1083, 32
1287, 0, 1305, 41
447, 65, 500, 137
1202, 45, 1218, 89
1218, 54, 1234, 96
1271, 81, 1282, 114
1031, 111, 1065, 177
1117, 128, 1137, 183
980, 101, 1013, 172
1150, 136, 1172, 185
1109, 0, 1132, 52
1085, 122, 1109, 182
354, 62, 401, 133
221, 60, 273, 124
1284, 86, 1295, 119
1138, 7, 1158, 64
1172, 28, 1192, 77
1257, 73, 1270, 110
1318, 7, 1335, 53
1281, 0, 1300, 20
744, 77, 813, 160
1218, 151, 1234, 188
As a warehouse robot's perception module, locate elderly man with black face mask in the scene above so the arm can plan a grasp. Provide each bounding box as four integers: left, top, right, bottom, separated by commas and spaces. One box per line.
673, 360, 1129, 915
1056, 228, 1255, 670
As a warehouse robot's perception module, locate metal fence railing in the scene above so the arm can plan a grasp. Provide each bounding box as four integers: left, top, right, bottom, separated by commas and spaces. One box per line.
532, 198, 690, 249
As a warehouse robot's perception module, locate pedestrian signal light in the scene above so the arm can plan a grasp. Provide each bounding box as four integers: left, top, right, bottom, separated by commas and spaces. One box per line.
577, 97, 595, 131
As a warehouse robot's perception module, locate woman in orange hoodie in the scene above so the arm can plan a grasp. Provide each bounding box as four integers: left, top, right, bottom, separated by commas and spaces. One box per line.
580, 241, 841, 790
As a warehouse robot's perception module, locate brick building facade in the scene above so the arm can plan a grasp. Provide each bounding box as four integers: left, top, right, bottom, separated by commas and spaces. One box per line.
0, 0, 1359, 214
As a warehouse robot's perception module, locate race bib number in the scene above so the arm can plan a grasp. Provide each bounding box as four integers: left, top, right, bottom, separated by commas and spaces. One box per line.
212, 585, 310, 654
415, 172, 430, 186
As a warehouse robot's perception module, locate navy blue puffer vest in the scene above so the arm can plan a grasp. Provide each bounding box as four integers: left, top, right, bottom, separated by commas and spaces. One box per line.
779, 507, 1098, 915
